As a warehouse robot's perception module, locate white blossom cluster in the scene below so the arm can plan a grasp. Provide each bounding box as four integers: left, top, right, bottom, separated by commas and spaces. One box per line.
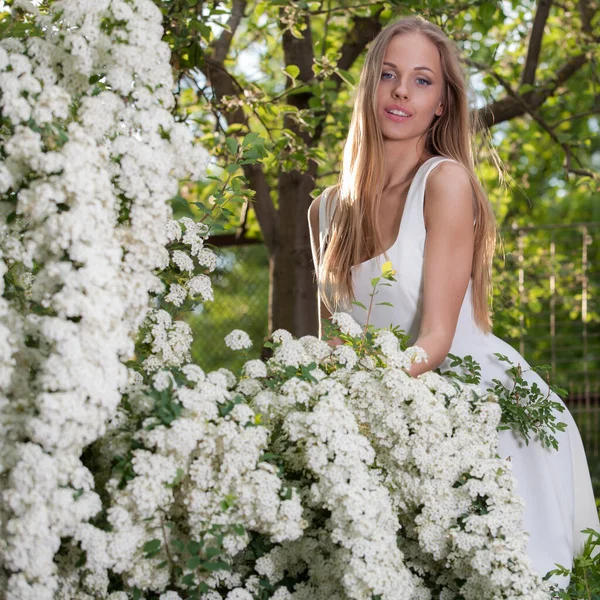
234, 321, 553, 599
0, 1, 207, 598
163, 217, 216, 307
225, 329, 253, 351
60, 362, 306, 597
0, 0, 570, 598
91, 316, 554, 599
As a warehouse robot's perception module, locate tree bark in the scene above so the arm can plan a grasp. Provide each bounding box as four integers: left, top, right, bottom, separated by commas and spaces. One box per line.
271, 162, 319, 337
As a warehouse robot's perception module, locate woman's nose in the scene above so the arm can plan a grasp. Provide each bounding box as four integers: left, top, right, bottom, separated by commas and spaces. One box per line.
392, 81, 408, 100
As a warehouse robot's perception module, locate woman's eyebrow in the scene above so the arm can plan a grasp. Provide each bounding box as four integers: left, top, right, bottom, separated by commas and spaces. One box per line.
382, 61, 436, 75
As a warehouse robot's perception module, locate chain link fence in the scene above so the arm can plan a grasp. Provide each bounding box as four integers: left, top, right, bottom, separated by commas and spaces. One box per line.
495, 223, 600, 494
189, 244, 269, 374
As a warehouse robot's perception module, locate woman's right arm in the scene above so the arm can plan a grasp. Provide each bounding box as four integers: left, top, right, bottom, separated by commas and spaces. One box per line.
307, 196, 341, 345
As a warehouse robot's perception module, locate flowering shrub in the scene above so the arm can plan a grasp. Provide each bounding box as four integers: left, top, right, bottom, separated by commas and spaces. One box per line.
0, 1, 205, 598
72, 307, 556, 600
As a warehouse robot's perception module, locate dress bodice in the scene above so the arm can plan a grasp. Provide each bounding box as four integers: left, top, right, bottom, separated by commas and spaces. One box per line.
319, 156, 483, 348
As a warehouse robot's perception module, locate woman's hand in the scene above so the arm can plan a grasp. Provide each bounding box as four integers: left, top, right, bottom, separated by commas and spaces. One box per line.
326, 337, 344, 348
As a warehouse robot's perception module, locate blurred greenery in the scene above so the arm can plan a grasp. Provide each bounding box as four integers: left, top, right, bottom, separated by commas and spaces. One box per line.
189, 244, 269, 374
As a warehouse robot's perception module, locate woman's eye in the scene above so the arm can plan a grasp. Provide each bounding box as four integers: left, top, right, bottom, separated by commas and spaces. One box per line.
416, 77, 431, 85
381, 72, 394, 80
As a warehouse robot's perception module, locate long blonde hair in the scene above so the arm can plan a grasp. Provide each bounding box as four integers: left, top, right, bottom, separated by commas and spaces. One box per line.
319, 16, 497, 332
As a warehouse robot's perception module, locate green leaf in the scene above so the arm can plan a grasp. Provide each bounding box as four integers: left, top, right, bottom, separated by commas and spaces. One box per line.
351, 300, 367, 310
336, 69, 355, 86
283, 65, 300, 81
377, 302, 393, 307
202, 559, 231, 571
242, 132, 260, 147
226, 137, 239, 155
143, 539, 161, 554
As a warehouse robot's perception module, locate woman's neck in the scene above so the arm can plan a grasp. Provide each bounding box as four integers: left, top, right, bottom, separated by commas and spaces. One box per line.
382, 139, 432, 190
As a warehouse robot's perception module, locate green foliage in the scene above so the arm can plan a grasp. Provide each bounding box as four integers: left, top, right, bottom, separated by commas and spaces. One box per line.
546, 528, 600, 599
442, 352, 568, 451
158, 0, 600, 232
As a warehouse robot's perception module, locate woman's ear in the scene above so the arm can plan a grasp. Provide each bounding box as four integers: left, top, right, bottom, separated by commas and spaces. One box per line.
435, 103, 443, 117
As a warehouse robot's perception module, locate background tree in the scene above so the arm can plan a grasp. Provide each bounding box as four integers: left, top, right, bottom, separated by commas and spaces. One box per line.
158, 0, 599, 337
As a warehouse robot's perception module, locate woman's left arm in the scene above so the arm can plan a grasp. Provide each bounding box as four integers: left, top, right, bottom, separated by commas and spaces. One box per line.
408, 161, 475, 377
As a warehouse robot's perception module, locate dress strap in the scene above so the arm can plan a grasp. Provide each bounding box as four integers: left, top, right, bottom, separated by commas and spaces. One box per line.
318, 186, 337, 261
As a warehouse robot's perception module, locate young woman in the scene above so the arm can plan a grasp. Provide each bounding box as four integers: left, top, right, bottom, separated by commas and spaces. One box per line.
308, 16, 599, 587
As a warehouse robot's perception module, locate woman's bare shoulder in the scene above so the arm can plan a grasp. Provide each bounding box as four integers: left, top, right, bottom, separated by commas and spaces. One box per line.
427, 159, 473, 200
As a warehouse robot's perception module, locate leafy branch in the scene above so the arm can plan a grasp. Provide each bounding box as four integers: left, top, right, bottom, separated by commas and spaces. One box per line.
441, 352, 568, 451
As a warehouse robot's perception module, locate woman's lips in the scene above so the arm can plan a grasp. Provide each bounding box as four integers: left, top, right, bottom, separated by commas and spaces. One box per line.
385, 109, 411, 122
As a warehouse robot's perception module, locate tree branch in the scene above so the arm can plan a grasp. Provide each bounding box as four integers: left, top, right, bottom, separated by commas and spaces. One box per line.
208, 233, 263, 247
212, 0, 247, 63
311, 11, 383, 146
195, 1, 278, 252
336, 11, 384, 77
474, 52, 589, 127
475, 62, 596, 179
521, 0, 552, 87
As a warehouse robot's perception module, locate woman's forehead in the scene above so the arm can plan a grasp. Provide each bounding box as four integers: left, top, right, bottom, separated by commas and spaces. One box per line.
383, 33, 441, 71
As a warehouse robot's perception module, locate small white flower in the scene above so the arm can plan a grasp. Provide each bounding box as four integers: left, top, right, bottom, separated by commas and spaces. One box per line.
164, 283, 187, 306
165, 219, 182, 242
272, 329, 293, 343
152, 370, 174, 392
242, 359, 267, 379
159, 592, 182, 600
182, 363, 205, 384
171, 249, 194, 273
225, 329, 253, 351
331, 312, 363, 338
406, 345, 429, 364
187, 274, 213, 302
196, 247, 217, 272
332, 345, 358, 369
226, 589, 253, 600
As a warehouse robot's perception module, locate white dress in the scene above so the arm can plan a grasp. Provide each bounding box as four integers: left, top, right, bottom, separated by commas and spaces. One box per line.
317, 155, 599, 587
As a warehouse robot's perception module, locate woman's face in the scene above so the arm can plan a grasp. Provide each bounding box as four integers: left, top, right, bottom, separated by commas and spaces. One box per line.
376, 32, 444, 144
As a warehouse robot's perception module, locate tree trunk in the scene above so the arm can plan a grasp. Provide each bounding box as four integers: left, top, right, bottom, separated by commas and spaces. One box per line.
270, 163, 319, 337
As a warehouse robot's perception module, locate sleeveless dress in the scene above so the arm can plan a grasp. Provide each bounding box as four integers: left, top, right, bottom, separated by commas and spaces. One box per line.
317, 155, 599, 587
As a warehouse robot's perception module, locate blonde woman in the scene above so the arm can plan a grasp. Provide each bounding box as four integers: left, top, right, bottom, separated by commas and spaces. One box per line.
308, 16, 598, 587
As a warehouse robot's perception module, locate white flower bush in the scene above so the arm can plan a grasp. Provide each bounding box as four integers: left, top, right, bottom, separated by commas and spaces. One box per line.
76, 310, 553, 599
0, 1, 206, 598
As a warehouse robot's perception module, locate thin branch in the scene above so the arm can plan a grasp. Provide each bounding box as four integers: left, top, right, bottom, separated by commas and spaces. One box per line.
235, 198, 250, 240
336, 11, 384, 74
203, 58, 275, 142
474, 62, 596, 179
471, 52, 589, 126
521, 0, 553, 86
159, 513, 175, 584
321, 0, 331, 60
552, 110, 600, 126
579, 0, 597, 36
212, 0, 247, 63
309, 2, 383, 16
